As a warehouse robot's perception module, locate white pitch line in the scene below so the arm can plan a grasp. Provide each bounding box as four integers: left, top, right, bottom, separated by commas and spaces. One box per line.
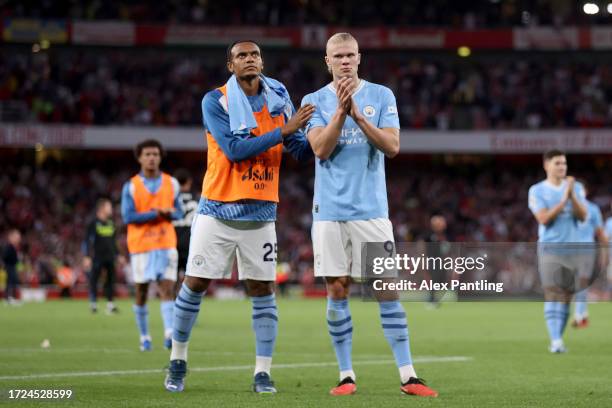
0, 356, 471, 381
0, 348, 255, 355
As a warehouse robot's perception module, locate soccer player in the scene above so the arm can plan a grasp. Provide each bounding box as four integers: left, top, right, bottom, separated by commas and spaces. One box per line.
2, 229, 21, 305
607, 208, 612, 293
572, 182, 608, 328
606, 205, 612, 240
301, 32, 438, 398
121, 139, 183, 351
172, 168, 198, 283
164, 40, 314, 394
84, 198, 119, 314
425, 214, 450, 308
528, 150, 587, 353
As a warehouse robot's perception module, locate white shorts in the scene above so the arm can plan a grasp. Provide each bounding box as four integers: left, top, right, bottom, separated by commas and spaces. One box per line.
130, 248, 178, 284
186, 214, 277, 281
575, 252, 596, 280
538, 252, 578, 289
312, 218, 394, 279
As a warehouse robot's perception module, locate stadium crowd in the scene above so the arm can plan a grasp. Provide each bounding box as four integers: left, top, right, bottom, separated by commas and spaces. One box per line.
2, 48, 612, 129
0, 0, 591, 28
1, 159, 610, 290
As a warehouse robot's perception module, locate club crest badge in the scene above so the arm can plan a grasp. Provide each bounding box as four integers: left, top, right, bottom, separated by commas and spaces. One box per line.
363, 105, 376, 117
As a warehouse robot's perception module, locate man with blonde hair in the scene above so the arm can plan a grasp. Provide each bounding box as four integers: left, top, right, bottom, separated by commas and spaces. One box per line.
301, 32, 438, 397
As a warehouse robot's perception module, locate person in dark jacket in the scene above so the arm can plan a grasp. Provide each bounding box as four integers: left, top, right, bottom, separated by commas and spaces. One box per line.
172, 168, 198, 285
84, 198, 119, 314
2, 229, 21, 305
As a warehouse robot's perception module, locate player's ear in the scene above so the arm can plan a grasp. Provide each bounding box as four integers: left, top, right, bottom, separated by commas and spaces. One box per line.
357, 52, 361, 66
227, 60, 233, 74
324, 55, 331, 73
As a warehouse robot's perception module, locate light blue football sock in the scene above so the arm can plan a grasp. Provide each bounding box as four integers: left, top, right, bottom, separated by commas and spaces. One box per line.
132, 304, 149, 338
251, 294, 278, 357
544, 301, 563, 341
160, 300, 174, 336
173, 283, 204, 343
544, 302, 558, 341
379, 301, 412, 367
326, 298, 353, 372
574, 290, 588, 319
559, 302, 570, 336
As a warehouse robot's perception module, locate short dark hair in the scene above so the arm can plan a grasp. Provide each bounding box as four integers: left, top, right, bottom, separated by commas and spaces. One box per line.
226, 40, 261, 62
96, 197, 111, 211
543, 149, 565, 161
430, 210, 444, 218
174, 168, 192, 186
134, 139, 165, 159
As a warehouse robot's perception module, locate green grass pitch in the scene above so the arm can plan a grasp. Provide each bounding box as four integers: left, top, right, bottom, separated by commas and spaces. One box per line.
1, 299, 611, 407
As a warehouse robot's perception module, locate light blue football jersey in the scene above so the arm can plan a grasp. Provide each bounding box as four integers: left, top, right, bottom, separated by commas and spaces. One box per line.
528, 179, 587, 243
301, 80, 400, 221
605, 217, 612, 242
575, 200, 603, 243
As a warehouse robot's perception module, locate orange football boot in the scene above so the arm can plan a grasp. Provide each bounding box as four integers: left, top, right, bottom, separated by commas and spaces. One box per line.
330, 377, 357, 396
400, 377, 438, 397
571, 317, 589, 329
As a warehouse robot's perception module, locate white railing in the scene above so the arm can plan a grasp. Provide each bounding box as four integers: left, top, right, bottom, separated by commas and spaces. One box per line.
0, 101, 28, 123
1, 124, 611, 153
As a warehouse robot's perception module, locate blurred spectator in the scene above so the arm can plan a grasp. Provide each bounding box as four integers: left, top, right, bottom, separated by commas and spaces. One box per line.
1, 228, 22, 304
56, 260, 76, 298
0, 0, 597, 28
422, 214, 450, 307
1, 157, 610, 288
2, 48, 612, 129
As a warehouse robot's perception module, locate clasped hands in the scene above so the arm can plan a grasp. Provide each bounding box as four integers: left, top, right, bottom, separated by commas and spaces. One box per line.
336, 77, 361, 120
